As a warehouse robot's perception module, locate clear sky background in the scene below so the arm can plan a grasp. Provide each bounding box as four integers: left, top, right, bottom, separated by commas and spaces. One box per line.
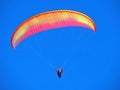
0, 0, 120, 90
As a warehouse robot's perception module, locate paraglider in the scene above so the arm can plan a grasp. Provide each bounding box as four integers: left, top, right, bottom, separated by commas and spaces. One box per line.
11, 10, 96, 78
11, 10, 96, 48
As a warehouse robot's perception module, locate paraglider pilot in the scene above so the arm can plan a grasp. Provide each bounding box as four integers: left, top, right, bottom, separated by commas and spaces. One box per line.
55, 68, 63, 78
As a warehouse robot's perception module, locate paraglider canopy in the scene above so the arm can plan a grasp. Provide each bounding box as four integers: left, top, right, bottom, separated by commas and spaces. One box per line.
11, 10, 96, 48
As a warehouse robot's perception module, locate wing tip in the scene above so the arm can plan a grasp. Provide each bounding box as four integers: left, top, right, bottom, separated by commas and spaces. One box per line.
93, 24, 96, 32
12, 44, 15, 49
11, 38, 15, 49
11, 42, 15, 49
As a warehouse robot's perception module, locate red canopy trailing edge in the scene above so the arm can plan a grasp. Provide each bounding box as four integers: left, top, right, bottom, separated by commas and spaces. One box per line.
11, 10, 96, 48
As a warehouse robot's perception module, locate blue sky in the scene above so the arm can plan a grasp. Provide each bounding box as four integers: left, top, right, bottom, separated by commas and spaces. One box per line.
0, 0, 120, 90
